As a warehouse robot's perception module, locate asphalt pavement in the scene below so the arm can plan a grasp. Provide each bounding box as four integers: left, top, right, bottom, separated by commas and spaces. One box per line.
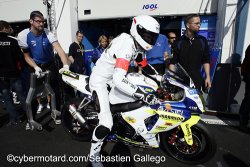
0, 104, 250, 167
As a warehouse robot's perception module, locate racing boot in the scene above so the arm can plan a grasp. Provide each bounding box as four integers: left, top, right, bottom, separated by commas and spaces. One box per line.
89, 141, 104, 167
89, 125, 110, 167
37, 104, 43, 114
46, 103, 50, 110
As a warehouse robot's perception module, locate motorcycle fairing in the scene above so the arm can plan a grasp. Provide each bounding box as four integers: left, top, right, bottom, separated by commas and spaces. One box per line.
152, 109, 185, 133
115, 135, 158, 148
121, 106, 185, 147
62, 71, 79, 79
180, 115, 201, 145
185, 88, 205, 113
121, 106, 154, 134
110, 101, 144, 113
62, 71, 92, 96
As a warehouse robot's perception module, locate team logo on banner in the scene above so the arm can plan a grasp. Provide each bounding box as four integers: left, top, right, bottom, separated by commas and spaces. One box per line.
142, 4, 158, 11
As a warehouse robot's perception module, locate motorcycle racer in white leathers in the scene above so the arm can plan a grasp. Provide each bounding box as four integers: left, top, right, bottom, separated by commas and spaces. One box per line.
89, 15, 161, 167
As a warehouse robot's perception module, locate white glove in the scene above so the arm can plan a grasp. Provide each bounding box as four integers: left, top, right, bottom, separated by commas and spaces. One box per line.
59, 65, 70, 74
156, 74, 163, 82
34, 66, 43, 78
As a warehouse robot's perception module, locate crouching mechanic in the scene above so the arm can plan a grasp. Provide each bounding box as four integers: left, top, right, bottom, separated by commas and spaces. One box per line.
89, 15, 162, 167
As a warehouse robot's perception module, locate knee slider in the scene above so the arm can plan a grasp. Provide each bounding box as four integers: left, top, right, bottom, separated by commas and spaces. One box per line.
95, 125, 110, 140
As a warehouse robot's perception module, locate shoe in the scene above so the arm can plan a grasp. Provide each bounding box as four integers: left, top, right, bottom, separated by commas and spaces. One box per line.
6, 120, 21, 127
6, 121, 17, 126
25, 122, 31, 130
12, 92, 20, 104
37, 104, 43, 114
46, 103, 50, 110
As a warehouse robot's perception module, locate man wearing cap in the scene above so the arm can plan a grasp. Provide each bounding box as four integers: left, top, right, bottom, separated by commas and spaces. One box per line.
17, 11, 69, 111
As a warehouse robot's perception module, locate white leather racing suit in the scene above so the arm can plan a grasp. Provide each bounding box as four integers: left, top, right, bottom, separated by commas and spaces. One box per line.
89, 33, 160, 160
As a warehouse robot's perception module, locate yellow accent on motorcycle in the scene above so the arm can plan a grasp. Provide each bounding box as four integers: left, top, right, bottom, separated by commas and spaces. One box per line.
116, 135, 158, 148
156, 110, 185, 122
151, 110, 183, 133
145, 109, 157, 114
180, 115, 200, 145
124, 116, 136, 124
63, 71, 79, 80
155, 125, 168, 131
144, 87, 154, 93
165, 103, 172, 111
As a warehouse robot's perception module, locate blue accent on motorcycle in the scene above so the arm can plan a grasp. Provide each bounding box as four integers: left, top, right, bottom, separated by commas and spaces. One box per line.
188, 89, 198, 95
160, 101, 191, 120
145, 114, 159, 131
150, 103, 161, 109
186, 98, 203, 114
106, 134, 117, 141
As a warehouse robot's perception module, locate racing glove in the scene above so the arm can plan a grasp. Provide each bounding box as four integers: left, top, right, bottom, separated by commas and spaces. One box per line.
143, 94, 160, 105
133, 87, 160, 105
59, 64, 70, 74
34, 66, 43, 78
155, 74, 163, 82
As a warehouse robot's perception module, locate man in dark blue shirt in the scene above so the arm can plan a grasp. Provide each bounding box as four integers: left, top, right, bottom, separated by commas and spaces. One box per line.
18, 11, 69, 111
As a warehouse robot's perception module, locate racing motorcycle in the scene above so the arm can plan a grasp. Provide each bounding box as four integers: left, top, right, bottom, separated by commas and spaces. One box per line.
61, 63, 216, 165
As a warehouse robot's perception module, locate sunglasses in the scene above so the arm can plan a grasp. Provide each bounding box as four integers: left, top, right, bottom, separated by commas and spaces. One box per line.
33, 19, 46, 24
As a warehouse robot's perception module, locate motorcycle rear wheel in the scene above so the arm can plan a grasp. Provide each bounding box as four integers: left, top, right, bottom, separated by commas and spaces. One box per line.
161, 120, 216, 165
61, 99, 94, 141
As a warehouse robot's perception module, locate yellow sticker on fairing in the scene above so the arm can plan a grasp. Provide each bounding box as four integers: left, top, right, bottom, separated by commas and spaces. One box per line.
180, 115, 201, 145
156, 110, 185, 122
145, 109, 157, 115
144, 87, 154, 93
63, 71, 79, 79
124, 116, 136, 124
165, 103, 172, 111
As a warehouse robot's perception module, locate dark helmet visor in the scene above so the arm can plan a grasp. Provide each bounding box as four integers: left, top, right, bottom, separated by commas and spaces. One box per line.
137, 25, 159, 46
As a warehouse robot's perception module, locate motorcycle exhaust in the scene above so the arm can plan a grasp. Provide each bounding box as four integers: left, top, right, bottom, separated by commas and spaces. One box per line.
68, 104, 89, 129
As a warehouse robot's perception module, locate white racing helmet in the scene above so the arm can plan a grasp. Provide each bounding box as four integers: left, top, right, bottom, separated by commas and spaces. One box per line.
130, 15, 160, 51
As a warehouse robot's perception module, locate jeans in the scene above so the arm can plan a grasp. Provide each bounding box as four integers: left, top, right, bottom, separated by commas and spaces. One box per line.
0, 78, 26, 122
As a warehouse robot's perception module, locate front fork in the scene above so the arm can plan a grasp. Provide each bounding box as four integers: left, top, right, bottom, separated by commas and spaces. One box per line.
168, 115, 200, 146
180, 115, 201, 145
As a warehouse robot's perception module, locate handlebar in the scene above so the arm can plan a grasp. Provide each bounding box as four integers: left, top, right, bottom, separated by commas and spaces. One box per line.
34, 70, 50, 78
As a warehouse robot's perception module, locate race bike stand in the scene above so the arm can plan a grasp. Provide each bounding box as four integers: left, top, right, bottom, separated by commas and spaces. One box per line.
25, 71, 61, 131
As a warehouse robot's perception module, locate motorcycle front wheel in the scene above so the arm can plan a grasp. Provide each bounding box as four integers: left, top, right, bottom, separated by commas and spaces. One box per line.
161, 120, 216, 165
61, 99, 95, 141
